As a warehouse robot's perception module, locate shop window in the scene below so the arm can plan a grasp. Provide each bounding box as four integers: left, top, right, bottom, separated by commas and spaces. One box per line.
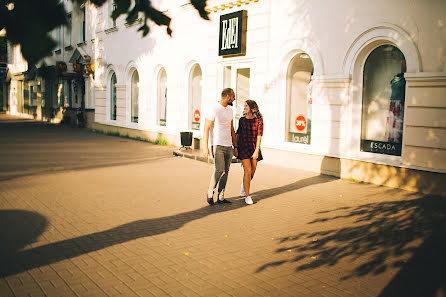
360, 45, 406, 156
110, 73, 117, 120
131, 70, 139, 123
286, 53, 314, 145
189, 64, 202, 130
157, 68, 167, 126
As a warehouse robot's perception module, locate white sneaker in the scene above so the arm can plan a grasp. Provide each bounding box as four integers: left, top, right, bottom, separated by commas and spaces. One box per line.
245, 196, 253, 205
240, 183, 246, 197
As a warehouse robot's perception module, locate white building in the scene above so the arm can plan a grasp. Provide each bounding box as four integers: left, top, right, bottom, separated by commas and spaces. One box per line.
6, 0, 446, 195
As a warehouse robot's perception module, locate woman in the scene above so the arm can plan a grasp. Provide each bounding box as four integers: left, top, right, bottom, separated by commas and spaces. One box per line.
236, 100, 263, 205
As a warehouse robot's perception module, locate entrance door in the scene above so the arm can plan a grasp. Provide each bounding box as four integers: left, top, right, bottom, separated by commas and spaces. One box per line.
222, 63, 251, 130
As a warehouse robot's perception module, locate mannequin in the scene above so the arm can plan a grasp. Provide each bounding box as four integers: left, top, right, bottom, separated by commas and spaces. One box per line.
384, 73, 406, 143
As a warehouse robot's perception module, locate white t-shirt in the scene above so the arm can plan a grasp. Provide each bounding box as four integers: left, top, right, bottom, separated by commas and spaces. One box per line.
206, 102, 234, 147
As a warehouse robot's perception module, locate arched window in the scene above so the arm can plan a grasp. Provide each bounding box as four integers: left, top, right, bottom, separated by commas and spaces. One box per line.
157, 68, 167, 126
110, 72, 117, 121
360, 45, 406, 156
131, 70, 139, 123
189, 64, 202, 130
285, 53, 314, 144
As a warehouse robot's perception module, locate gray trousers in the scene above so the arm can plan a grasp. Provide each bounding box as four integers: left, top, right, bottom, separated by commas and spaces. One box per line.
208, 145, 233, 198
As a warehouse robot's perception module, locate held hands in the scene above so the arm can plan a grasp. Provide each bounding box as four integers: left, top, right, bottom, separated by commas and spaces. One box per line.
233, 147, 238, 157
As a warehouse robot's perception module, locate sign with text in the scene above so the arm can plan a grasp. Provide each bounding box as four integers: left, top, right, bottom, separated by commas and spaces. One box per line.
361, 140, 402, 156
295, 115, 307, 131
219, 10, 247, 57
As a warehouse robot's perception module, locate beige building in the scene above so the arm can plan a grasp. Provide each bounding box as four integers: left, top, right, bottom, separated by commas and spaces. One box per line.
6, 0, 446, 195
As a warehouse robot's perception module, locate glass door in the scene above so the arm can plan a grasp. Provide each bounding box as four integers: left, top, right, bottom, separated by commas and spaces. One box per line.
222, 63, 251, 130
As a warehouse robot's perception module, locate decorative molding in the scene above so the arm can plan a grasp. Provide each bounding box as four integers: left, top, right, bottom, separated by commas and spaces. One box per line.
343, 23, 421, 75
206, 0, 260, 13
105, 27, 119, 34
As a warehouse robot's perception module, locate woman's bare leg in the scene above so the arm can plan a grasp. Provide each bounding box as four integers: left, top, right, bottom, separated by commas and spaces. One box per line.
241, 159, 252, 197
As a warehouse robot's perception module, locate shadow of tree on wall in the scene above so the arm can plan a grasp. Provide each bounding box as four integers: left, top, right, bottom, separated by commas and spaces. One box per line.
257, 193, 446, 297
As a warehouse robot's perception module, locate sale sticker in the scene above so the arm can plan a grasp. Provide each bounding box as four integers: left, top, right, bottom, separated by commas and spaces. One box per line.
193, 109, 201, 122
295, 115, 306, 131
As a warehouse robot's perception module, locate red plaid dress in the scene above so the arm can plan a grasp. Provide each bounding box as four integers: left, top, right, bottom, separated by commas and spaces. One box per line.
236, 116, 264, 161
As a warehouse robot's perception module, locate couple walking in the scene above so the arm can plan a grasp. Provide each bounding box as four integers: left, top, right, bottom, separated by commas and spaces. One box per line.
203, 88, 264, 205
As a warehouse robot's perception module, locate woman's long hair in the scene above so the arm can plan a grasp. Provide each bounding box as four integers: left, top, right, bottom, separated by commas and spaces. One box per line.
244, 100, 262, 119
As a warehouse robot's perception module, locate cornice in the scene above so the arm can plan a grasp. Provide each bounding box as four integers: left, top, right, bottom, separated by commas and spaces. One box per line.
205, 0, 260, 13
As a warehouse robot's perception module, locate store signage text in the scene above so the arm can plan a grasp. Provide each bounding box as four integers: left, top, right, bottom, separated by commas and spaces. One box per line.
361, 140, 402, 156
290, 133, 311, 145
219, 10, 247, 56
221, 18, 238, 50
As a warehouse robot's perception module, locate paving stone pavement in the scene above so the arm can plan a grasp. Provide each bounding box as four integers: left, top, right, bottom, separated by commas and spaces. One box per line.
1, 113, 445, 297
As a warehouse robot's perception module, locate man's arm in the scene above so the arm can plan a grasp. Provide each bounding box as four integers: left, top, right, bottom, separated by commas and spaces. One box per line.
231, 120, 238, 157
203, 119, 213, 157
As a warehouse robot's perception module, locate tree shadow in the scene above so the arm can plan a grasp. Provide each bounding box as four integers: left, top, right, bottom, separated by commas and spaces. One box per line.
257, 193, 446, 297
0, 174, 334, 278
0, 117, 174, 181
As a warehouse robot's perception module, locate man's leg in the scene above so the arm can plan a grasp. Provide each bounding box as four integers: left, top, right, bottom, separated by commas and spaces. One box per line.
217, 146, 233, 200
207, 146, 225, 202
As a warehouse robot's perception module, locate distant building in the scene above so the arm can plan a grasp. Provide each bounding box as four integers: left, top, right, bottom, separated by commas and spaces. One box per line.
5, 0, 94, 124
6, 0, 446, 195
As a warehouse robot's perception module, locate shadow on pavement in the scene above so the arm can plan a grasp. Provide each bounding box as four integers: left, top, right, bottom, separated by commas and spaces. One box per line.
0, 175, 333, 278
0, 210, 48, 260
0, 118, 174, 181
257, 192, 446, 297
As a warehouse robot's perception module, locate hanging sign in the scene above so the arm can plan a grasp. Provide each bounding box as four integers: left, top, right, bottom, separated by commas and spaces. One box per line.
295, 115, 307, 131
219, 10, 247, 57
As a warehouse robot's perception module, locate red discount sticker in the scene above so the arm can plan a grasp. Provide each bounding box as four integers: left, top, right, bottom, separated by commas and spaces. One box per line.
193, 109, 201, 122
295, 115, 307, 131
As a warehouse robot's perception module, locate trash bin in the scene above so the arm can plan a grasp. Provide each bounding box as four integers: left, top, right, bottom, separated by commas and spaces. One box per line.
180, 131, 193, 148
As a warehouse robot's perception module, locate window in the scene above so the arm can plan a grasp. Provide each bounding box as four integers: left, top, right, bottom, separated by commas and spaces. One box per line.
189, 64, 202, 130
54, 26, 62, 50
360, 45, 406, 156
157, 68, 167, 126
65, 13, 72, 47
285, 53, 314, 145
109, 0, 117, 28
80, 6, 86, 42
110, 73, 117, 120
131, 70, 139, 123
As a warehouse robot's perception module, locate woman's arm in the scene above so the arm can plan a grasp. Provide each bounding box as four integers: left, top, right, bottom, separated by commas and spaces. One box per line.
252, 135, 262, 160
252, 118, 263, 160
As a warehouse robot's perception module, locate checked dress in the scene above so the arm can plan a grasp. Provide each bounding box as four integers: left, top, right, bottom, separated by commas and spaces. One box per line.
236, 116, 264, 161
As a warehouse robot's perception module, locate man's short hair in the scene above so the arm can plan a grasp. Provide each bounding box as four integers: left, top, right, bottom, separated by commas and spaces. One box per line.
221, 88, 233, 98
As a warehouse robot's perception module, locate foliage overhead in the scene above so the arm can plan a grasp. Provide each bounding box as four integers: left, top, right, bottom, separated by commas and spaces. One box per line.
0, 0, 209, 66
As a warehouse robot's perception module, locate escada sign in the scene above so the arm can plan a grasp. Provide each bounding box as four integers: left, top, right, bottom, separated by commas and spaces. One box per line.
361, 140, 402, 156
219, 10, 247, 57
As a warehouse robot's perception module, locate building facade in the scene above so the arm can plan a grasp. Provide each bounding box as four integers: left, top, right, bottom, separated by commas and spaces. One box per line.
6, 0, 446, 195
6, 0, 95, 124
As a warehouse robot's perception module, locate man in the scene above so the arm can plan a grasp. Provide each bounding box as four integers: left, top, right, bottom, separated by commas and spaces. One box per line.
203, 88, 238, 205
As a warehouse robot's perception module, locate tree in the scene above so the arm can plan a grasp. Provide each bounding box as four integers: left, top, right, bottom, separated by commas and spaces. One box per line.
0, 0, 209, 66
